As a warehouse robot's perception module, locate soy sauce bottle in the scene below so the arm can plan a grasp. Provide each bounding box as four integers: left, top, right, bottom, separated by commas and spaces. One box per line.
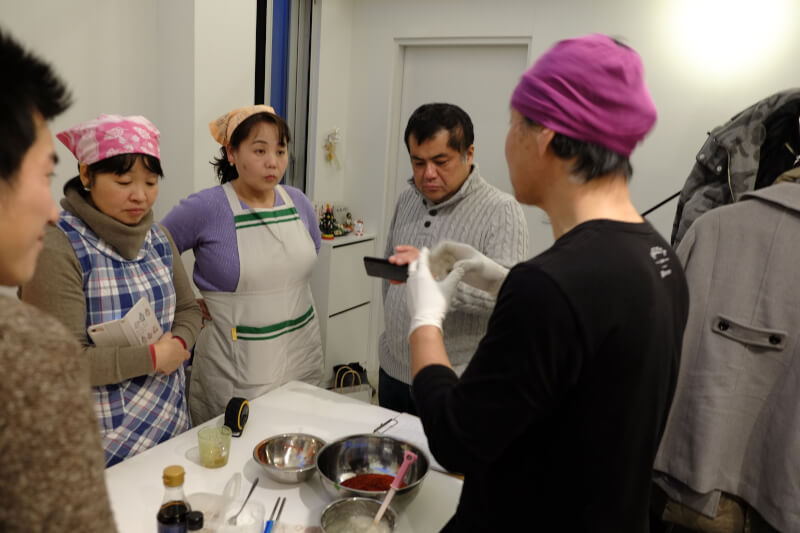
157, 465, 191, 532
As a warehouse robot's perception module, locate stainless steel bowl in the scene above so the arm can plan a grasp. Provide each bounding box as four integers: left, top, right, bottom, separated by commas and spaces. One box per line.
315, 434, 429, 505
320, 497, 396, 533
252, 433, 326, 484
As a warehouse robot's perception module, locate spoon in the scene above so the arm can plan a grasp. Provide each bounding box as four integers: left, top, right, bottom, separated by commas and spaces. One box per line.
373, 450, 418, 525
227, 476, 259, 525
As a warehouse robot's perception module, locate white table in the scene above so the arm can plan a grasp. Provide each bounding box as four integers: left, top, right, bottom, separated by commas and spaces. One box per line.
105, 381, 462, 532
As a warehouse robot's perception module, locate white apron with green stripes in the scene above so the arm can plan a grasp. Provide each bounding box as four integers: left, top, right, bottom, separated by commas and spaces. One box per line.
188, 182, 323, 424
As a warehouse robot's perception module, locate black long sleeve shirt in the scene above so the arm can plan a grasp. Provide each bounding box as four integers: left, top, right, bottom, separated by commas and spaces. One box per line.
414, 220, 689, 532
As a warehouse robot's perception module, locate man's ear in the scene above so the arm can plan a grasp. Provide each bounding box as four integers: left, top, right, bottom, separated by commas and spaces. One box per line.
78, 163, 90, 188
464, 144, 475, 165
535, 128, 556, 157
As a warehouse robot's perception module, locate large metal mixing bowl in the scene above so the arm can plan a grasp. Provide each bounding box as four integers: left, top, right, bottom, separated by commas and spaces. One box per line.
315, 433, 429, 505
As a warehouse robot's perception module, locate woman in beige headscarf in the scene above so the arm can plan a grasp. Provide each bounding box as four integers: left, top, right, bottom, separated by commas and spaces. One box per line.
162, 105, 323, 423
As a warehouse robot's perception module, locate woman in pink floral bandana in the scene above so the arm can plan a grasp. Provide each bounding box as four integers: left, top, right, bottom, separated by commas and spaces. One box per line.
20, 114, 202, 467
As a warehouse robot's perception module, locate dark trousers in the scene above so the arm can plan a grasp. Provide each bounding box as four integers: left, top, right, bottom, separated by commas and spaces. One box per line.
378, 368, 417, 415
650, 482, 779, 533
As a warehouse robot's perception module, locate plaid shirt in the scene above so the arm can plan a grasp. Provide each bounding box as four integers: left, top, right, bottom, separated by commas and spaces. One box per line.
58, 213, 189, 467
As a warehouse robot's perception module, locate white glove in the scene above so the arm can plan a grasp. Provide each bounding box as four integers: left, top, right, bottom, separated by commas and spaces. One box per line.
430, 241, 509, 298
406, 247, 465, 336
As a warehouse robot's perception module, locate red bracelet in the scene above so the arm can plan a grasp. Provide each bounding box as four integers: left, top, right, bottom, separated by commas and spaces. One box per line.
174, 336, 187, 349
149, 344, 157, 370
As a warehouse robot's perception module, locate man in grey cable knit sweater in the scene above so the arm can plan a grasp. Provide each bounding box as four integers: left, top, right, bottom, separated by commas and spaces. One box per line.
0, 28, 117, 532
379, 103, 528, 414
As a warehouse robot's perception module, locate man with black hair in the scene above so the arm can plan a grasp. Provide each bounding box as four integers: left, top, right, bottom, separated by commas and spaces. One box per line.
379, 102, 528, 414
0, 28, 118, 532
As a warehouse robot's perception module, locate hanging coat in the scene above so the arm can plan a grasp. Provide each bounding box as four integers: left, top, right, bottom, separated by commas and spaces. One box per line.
671, 88, 800, 247
656, 181, 800, 532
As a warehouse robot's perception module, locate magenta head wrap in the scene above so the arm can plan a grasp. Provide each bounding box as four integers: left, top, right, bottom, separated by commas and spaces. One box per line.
511, 34, 656, 158
56, 114, 160, 165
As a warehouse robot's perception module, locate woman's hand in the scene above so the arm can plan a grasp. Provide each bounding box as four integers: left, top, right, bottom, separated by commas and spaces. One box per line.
153, 332, 191, 375
197, 298, 212, 324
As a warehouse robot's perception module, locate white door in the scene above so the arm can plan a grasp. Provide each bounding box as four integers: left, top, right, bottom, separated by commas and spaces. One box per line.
392, 43, 553, 256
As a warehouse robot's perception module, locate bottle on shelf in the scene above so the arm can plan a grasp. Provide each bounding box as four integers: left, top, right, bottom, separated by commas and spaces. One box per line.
157, 465, 191, 533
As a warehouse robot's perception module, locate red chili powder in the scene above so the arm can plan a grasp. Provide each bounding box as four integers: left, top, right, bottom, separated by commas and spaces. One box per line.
340, 473, 407, 491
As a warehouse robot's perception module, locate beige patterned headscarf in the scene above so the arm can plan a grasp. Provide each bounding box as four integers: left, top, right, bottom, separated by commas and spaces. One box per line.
209, 104, 277, 145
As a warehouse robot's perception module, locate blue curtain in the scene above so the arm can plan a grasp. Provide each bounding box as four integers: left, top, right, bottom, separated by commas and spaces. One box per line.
270, 0, 291, 118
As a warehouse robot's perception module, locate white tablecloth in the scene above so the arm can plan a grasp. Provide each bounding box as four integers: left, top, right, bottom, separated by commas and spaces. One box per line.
105, 381, 462, 532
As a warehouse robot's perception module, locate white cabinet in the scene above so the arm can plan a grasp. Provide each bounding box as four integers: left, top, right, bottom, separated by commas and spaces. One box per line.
310, 233, 376, 387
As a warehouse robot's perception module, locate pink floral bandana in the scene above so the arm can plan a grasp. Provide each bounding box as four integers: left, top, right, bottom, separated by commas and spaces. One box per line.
56, 114, 160, 165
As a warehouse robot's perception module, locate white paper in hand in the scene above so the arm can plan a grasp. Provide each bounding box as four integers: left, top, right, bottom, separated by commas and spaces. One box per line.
87, 297, 163, 347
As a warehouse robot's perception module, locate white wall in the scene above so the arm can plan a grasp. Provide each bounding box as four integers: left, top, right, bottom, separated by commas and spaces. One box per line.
0, 0, 256, 219
310, 0, 800, 254
307, 0, 354, 203
1, 0, 257, 295
307, 0, 800, 382
2, 0, 160, 204
192, 0, 257, 195
156, 0, 196, 222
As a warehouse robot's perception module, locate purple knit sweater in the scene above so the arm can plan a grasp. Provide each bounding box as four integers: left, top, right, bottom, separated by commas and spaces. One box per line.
161, 184, 321, 292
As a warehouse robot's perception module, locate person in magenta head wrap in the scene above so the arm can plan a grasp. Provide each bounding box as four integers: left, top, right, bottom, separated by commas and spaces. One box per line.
20, 114, 202, 467
394, 34, 690, 531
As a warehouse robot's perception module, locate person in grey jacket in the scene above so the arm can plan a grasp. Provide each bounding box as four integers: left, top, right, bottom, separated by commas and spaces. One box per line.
379, 102, 528, 415
654, 177, 800, 533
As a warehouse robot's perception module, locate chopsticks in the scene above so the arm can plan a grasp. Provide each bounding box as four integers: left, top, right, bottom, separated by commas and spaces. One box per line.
264, 496, 286, 533
372, 415, 398, 433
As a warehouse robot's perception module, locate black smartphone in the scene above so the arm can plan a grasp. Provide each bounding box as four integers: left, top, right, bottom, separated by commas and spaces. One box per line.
363, 256, 408, 281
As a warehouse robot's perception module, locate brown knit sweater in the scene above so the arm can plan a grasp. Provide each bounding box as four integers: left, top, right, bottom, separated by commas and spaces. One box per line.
19, 185, 202, 385
0, 296, 117, 532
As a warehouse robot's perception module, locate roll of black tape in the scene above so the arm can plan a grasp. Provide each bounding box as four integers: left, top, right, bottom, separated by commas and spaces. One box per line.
224, 397, 249, 437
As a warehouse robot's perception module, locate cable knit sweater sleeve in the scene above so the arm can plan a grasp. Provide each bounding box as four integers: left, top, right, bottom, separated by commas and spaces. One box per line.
450, 193, 528, 312
381, 202, 401, 305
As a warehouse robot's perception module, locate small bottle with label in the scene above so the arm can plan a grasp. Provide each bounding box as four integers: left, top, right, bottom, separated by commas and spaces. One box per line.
186, 511, 204, 531
157, 465, 191, 533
